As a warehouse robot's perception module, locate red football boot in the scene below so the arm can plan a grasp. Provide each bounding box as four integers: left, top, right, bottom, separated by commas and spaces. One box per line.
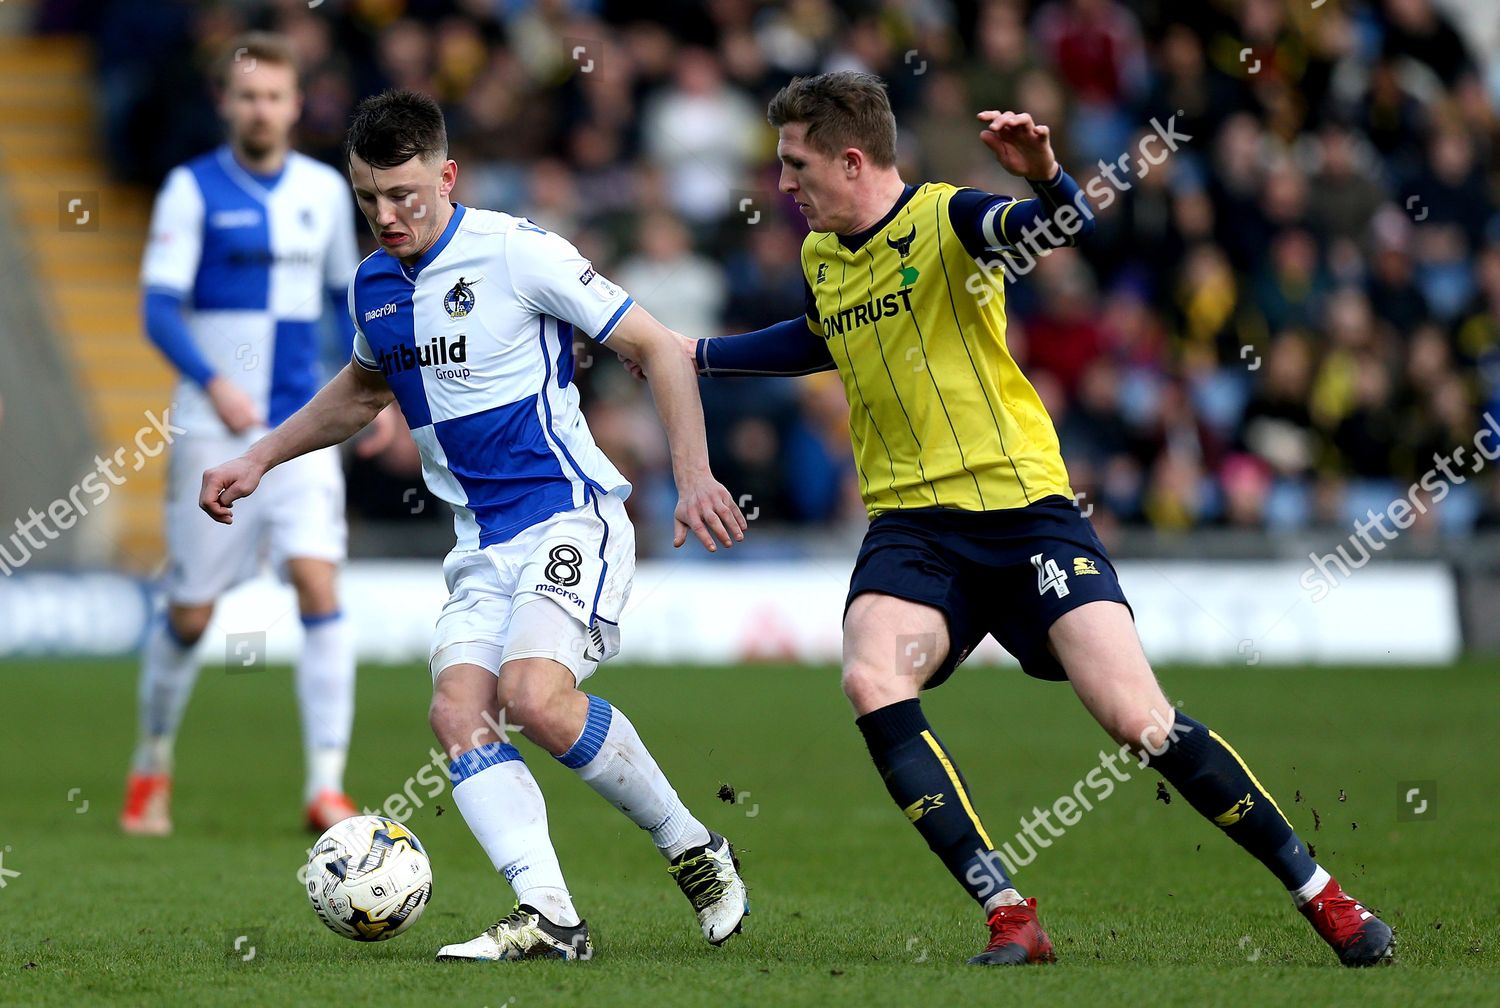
120, 772, 172, 836
1300, 876, 1394, 966
305, 789, 359, 833
968, 897, 1056, 965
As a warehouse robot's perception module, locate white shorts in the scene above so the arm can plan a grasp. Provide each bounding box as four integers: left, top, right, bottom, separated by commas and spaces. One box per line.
163, 435, 347, 605
429, 491, 635, 685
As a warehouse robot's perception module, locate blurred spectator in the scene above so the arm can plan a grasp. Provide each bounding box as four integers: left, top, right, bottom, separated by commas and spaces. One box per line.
1309, 124, 1387, 247
615, 211, 726, 338
1033, 0, 1148, 166
640, 47, 761, 227
1379, 0, 1476, 88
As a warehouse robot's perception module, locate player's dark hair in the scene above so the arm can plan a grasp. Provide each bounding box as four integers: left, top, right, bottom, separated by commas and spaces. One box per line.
767, 72, 898, 168
218, 31, 299, 90
345, 89, 449, 170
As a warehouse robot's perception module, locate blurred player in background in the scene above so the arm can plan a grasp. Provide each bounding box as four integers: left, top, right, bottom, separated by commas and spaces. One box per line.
124, 33, 393, 835
201, 90, 749, 962
671, 72, 1393, 968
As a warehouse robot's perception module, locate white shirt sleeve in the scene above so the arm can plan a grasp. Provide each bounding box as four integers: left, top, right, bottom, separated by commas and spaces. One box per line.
506, 223, 635, 344
141, 166, 204, 295
348, 282, 378, 369
325, 176, 360, 295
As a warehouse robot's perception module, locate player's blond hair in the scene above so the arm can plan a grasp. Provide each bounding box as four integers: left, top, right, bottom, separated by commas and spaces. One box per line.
767, 72, 898, 168
217, 31, 299, 90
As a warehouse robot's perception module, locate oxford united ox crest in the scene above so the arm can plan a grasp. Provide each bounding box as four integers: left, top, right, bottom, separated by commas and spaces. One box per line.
887, 223, 919, 287
444, 276, 477, 318
886, 223, 916, 259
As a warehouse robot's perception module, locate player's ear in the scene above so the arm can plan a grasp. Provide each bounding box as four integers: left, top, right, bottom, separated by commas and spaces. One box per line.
842, 147, 863, 178
440, 158, 458, 198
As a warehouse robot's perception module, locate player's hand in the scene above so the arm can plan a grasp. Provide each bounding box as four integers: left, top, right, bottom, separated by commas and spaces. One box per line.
200, 455, 265, 524
672, 472, 747, 552
355, 403, 403, 459
620, 331, 698, 382
977, 111, 1059, 182
206, 376, 264, 435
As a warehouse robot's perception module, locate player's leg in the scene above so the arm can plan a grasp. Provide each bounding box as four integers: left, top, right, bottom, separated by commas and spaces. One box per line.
123, 601, 215, 835
132, 601, 216, 776
499, 606, 716, 861
431, 661, 580, 922
1052, 599, 1393, 966
504, 493, 746, 944
124, 436, 259, 835
286, 556, 357, 829
270, 447, 357, 830
499, 613, 748, 938
840, 511, 1054, 964
843, 590, 1051, 964
427, 544, 596, 961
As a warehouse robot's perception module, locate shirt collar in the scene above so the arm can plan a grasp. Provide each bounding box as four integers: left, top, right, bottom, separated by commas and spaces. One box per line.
406, 202, 466, 277
839, 184, 917, 250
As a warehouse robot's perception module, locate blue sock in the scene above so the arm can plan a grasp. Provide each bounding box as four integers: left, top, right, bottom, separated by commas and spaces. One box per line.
1147, 712, 1316, 890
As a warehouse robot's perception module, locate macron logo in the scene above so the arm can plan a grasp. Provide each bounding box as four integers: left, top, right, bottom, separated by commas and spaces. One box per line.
363, 303, 398, 324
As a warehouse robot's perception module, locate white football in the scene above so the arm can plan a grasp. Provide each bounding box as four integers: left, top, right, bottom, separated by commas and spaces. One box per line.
305, 815, 432, 941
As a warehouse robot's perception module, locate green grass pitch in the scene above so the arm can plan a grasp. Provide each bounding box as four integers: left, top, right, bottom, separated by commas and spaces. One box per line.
1, 657, 1496, 1006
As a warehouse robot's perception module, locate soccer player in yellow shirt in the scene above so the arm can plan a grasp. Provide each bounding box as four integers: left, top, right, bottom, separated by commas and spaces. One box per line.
651, 72, 1392, 967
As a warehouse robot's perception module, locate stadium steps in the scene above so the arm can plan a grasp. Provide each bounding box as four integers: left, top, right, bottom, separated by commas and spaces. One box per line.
0, 34, 173, 571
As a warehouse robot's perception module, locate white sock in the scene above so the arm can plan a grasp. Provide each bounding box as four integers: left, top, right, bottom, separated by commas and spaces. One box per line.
296, 612, 355, 801
305, 748, 348, 802
983, 888, 1026, 914
557, 695, 711, 860
450, 742, 580, 927
1291, 865, 1331, 907
131, 616, 201, 774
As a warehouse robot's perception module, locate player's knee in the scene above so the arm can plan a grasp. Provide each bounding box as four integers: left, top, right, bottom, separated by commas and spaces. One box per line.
288, 562, 338, 615
427, 677, 493, 755
166, 604, 213, 646
426, 689, 463, 747
841, 659, 908, 712
495, 661, 576, 737
1103, 708, 1176, 753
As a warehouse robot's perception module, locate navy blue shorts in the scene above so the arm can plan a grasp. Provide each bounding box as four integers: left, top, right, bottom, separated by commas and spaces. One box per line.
845, 495, 1130, 686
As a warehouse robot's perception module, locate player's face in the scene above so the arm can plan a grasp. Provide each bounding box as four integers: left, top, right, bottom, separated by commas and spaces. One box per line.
347, 152, 458, 260
220, 62, 300, 159
777, 124, 854, 233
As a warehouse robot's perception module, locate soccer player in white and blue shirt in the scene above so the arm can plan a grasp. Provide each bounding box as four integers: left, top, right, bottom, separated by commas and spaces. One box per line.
201, 90, 749, 960
122, 34, 391, 837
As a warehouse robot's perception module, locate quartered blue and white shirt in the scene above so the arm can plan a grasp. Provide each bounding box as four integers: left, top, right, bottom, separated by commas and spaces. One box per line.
350, 204, 636, 550
141, 145, 359, 436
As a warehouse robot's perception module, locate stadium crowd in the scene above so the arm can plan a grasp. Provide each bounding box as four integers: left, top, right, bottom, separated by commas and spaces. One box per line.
46, 0, 1500, 548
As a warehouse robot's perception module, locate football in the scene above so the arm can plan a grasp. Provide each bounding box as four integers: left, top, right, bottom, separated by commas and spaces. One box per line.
305, 815, 432, 941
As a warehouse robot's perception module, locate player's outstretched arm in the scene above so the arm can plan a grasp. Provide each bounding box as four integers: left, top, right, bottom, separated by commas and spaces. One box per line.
963, 110, 1096, 252
621, 317, 834, 381
978, 110, 1058, 181
200, 361, 393, 524
699, 317, 835, 377
606, 308, 747, 552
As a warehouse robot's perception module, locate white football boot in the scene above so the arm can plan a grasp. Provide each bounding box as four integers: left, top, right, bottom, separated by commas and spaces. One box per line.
435, 904, 592, 961
667, 831, 748, 945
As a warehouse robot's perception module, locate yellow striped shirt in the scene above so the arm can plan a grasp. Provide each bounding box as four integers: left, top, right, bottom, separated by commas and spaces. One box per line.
800, 182, 1073, 516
